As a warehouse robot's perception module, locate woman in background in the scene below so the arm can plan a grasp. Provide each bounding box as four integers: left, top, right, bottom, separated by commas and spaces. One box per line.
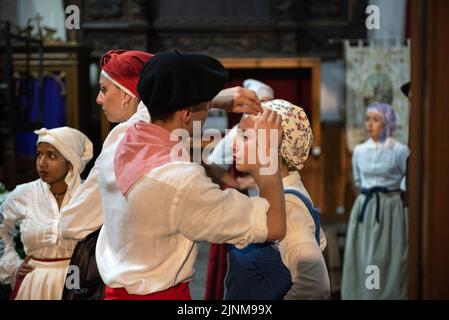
0, 127, 93, 299
341, 102, 409, 300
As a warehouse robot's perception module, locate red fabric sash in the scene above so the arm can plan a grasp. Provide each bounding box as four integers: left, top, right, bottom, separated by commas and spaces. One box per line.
10, 277, 25, 300
105, 282, 191, 300
31, 257, 71, 262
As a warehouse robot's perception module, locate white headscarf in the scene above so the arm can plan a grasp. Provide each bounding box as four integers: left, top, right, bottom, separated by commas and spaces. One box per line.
34, 127, 93, 198
243, 79, 275, 101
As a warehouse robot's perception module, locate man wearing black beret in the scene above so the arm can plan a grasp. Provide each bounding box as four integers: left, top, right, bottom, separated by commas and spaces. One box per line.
96, 49, 287, 300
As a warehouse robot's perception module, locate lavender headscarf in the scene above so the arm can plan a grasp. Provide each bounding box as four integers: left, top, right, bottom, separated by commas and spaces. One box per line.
366, 102, 397, 141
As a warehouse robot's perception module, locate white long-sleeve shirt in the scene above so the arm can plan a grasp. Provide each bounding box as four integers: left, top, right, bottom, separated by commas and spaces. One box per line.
60, 102, 150, 240
352, 137, 409, 190
278, 171, 330, 300
96, 162, 270, 295
0, 179, 77, 284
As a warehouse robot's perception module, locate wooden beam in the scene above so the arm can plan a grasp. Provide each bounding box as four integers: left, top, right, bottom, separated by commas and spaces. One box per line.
409, 0, 449, 299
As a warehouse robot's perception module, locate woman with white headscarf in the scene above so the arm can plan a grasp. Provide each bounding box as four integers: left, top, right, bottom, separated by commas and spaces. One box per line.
0, 127, 93, 300
341, 102, 409, 300
224, 99, 330, 300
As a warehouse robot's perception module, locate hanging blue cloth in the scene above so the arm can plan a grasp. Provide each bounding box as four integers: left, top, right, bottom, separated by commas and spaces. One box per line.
43, 76, 66, 129
224, 188, 321, 300
15, 77, 40, 156
15, 75, 66, 156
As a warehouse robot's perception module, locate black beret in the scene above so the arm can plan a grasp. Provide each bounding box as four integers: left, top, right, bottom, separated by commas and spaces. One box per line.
137, 49, 228, 114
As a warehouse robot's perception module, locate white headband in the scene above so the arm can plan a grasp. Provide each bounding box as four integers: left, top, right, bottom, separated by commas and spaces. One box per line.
101, 70, 136, 98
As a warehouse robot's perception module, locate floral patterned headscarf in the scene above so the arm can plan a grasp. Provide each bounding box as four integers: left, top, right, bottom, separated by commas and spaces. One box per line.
366, 102, 397, 141
249, 99, 313, 171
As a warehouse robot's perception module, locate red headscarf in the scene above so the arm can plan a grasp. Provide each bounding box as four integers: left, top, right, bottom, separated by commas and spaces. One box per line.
100, 50, 153, 99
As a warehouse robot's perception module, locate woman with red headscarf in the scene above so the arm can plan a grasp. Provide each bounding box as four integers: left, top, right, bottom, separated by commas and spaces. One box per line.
59, 49, 263, 299
97, 50, 153, 123
60, 50, 153, 300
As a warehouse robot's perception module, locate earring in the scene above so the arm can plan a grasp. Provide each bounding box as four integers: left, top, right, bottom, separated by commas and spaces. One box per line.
121, 101, 129, 111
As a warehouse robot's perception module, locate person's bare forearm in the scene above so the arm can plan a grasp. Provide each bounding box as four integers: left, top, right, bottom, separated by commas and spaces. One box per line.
254, 171, 286, 241
211, 87, 262, 114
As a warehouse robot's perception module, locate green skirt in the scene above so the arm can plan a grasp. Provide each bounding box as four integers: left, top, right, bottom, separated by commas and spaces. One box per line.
341, 191, 408, 299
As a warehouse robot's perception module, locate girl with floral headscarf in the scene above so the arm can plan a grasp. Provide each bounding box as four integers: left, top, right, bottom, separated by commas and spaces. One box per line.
225, 99, 330, 300
341, 102, 409, 299
0, 127, 93, 300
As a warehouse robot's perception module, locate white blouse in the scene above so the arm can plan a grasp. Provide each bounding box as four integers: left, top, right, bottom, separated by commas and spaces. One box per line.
96, 162, 270, 295
277, 171, 330, 300
352, 138, 410, 190
0, 179, 77, 284
60, 102, 150, 240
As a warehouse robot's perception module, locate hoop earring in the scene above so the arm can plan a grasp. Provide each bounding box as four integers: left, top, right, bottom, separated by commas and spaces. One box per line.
121, 101, 128, 111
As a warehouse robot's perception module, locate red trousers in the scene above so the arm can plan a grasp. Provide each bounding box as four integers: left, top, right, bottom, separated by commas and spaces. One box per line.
105, 282, 191, 300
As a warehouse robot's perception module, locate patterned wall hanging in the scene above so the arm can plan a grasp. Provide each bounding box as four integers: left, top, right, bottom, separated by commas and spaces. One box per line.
344, 40, 410, 151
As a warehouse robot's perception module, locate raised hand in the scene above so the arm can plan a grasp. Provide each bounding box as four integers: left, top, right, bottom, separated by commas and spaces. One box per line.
211, 86, 263, 115
254, 109, 282, 169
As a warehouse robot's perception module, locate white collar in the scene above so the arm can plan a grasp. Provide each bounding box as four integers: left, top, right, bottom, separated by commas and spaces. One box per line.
367, 137, 395, 148
282, 171, 301, 188
281, 170, 312, 203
